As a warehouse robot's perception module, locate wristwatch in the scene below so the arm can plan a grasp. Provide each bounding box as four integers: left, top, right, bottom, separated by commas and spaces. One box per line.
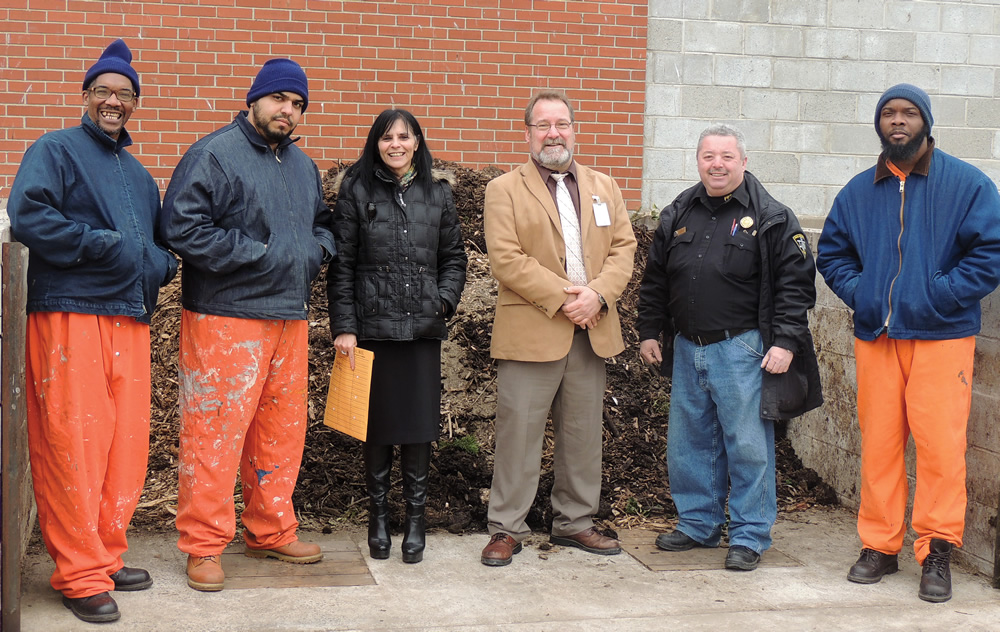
597, 293, 607, 306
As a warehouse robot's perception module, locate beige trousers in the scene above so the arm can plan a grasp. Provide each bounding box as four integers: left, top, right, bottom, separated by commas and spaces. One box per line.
487, 331, 607, 540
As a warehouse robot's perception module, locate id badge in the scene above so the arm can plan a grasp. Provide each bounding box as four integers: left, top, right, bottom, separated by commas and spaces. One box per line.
592, 198, 611, 226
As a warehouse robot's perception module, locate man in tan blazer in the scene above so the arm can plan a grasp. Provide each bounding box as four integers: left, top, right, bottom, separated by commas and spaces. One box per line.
480, 90, 637, 566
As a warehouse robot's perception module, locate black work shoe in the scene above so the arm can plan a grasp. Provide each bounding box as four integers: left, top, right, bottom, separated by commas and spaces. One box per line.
847, 548, 899, 584
724, 545, 761, 571
62, 591, 120, 623
110, 566, 153, 591
918, 539, 954, 603
654, 530, 706, 552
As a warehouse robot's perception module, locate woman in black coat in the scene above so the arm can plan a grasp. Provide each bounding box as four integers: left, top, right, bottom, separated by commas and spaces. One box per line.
328, 109, 467, 563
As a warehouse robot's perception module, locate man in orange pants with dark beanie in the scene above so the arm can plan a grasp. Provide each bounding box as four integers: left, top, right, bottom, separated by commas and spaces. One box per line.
818, 84, 1000, 603
7, 39, 178, 624
161, 57, 336, 592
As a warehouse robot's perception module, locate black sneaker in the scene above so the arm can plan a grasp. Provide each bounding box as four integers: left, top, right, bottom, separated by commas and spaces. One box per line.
918, 539, 953, 603
847, 548, 899, 584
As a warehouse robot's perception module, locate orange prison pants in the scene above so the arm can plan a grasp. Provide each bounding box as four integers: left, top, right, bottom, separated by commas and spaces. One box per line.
854, 335, 974, 564
25, 312, 151, 598
175, 310, 309, 557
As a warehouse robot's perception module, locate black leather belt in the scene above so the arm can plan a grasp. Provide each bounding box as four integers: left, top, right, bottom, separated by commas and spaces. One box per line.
680, 328, 752, 346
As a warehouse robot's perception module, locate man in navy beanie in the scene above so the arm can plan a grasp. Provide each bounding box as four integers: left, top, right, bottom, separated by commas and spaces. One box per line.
161, 58, 335, 592
818, 84, 1000, 602
8, 38, 177, 624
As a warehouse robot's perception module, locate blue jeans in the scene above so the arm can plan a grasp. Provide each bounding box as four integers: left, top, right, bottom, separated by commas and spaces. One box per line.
667, 329, 776, 553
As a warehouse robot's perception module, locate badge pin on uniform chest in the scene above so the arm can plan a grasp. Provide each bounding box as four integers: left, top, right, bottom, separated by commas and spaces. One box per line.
740, 216, 754, 230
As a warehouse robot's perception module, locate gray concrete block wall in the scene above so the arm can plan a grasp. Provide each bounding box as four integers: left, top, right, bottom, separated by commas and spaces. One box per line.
793, 229, 1000, 576
643, 1, 1000, 219
644, 5, 1000, 574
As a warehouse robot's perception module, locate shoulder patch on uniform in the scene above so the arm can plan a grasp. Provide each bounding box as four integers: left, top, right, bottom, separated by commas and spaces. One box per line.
792, 233, 808, 259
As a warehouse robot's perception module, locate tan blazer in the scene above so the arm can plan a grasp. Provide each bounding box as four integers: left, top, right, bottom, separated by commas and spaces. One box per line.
484, 160, 637, 361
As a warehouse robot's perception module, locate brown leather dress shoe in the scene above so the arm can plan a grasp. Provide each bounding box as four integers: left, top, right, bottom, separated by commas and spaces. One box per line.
245, 539, 324, 564
550, 527, 622, 555
481, 533, 522, 566
187, 555, 225, 592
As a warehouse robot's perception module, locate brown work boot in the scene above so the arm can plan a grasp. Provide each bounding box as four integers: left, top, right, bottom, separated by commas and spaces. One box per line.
186, 555, 224, 592
245, 539, 323, 564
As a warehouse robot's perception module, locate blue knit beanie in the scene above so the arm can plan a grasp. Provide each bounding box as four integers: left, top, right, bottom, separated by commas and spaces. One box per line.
875, 83, 933, 139
82, 39, 140, 96
246, 59, 309, 113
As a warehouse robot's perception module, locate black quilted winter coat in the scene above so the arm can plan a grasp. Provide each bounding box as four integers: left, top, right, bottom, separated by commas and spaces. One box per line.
327, 167, 467, 340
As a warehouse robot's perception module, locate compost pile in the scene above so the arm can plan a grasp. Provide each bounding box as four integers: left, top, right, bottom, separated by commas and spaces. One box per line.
140, 159, 837, 537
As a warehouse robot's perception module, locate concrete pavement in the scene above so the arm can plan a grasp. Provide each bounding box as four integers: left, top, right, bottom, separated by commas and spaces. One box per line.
19, 506, 1000, 631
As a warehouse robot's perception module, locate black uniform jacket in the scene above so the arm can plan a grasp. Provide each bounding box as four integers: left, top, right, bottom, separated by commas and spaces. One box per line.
637, 171, 823, 420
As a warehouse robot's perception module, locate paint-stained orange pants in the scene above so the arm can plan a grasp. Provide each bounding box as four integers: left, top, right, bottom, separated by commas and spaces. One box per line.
175, 310, 309, 557
855, 335, 974, 564
26, 312, 151, 598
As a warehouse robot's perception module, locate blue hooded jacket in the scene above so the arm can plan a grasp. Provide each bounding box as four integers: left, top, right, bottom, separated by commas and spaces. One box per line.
8, 114, 177, 323
818, 143, 1000, 341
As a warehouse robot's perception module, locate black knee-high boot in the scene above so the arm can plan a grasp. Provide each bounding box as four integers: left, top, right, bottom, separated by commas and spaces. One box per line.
400, 442, 431, 564
363, 442, 393, 560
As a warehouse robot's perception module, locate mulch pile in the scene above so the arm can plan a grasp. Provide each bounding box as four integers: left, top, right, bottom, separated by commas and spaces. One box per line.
140, 159, 837, 538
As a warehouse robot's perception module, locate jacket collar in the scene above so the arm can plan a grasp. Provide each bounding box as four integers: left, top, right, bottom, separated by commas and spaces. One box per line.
80, 113, 133, 152
693, 177, 750, 209
874, 138, 934, 182
235, 110, 300, 152
531, 157, 579, 184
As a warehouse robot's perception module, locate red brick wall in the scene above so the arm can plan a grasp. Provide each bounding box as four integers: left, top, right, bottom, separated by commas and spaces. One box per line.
0, 1, 647, 208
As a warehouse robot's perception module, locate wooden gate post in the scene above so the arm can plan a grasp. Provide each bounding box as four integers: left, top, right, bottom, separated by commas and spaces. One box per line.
2, 241, 29, 632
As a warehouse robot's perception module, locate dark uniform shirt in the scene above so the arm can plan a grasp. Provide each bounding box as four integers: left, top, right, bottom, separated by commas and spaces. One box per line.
665, 179, 760, 335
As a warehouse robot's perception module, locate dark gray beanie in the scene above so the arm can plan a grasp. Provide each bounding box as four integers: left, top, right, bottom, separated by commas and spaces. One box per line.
875, 83, 933, 139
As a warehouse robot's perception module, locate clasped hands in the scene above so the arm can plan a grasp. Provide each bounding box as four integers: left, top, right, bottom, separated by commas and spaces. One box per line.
560, 285, 602, 329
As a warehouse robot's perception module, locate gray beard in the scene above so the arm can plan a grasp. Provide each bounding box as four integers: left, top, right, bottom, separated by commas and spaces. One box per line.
534, 145, 572, 170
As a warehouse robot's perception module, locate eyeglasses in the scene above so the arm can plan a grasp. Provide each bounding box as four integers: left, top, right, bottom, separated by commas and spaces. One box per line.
526, 121, 573, 132
89, 86, 136, 103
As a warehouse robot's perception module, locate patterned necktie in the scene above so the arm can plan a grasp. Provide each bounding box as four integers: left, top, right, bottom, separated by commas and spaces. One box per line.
551, 173, 587, 286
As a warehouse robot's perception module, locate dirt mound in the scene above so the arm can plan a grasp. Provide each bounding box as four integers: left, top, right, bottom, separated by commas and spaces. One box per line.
140, 159, 836, 537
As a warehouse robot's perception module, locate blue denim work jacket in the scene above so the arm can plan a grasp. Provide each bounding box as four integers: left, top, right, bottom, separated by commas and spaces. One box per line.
8, 114, 178, 323
161, 112, 336, 320
818, 144, 1000, 341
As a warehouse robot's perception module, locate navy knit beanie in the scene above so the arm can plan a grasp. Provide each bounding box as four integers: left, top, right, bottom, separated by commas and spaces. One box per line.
82, 39, 140, 96
246, 59, 309, 113
875, 83, 933, 139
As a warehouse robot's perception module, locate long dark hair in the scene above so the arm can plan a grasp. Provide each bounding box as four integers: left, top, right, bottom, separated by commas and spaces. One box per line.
344, 108, 434, 194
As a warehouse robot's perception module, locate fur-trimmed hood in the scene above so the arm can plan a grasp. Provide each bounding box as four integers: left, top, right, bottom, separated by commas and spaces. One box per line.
330, 166, 455, 196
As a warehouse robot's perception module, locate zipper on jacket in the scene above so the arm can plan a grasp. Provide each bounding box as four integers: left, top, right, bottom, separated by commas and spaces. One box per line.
884, 177, 906, 330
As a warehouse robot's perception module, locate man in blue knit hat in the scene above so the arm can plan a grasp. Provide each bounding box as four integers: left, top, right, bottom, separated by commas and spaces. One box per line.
818, 84, 1000, 602
7, 38, 177, 624
161, 58, 335, 592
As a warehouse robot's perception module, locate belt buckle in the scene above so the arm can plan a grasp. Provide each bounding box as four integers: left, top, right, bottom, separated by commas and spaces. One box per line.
694, 334, 706, 346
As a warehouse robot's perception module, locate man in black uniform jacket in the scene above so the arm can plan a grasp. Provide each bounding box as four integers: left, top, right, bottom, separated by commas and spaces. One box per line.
637, 124, 822, 571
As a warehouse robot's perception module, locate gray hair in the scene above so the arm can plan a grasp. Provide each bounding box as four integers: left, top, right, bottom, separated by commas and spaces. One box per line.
524, 90, 575, 125
698, 124, 746, 158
